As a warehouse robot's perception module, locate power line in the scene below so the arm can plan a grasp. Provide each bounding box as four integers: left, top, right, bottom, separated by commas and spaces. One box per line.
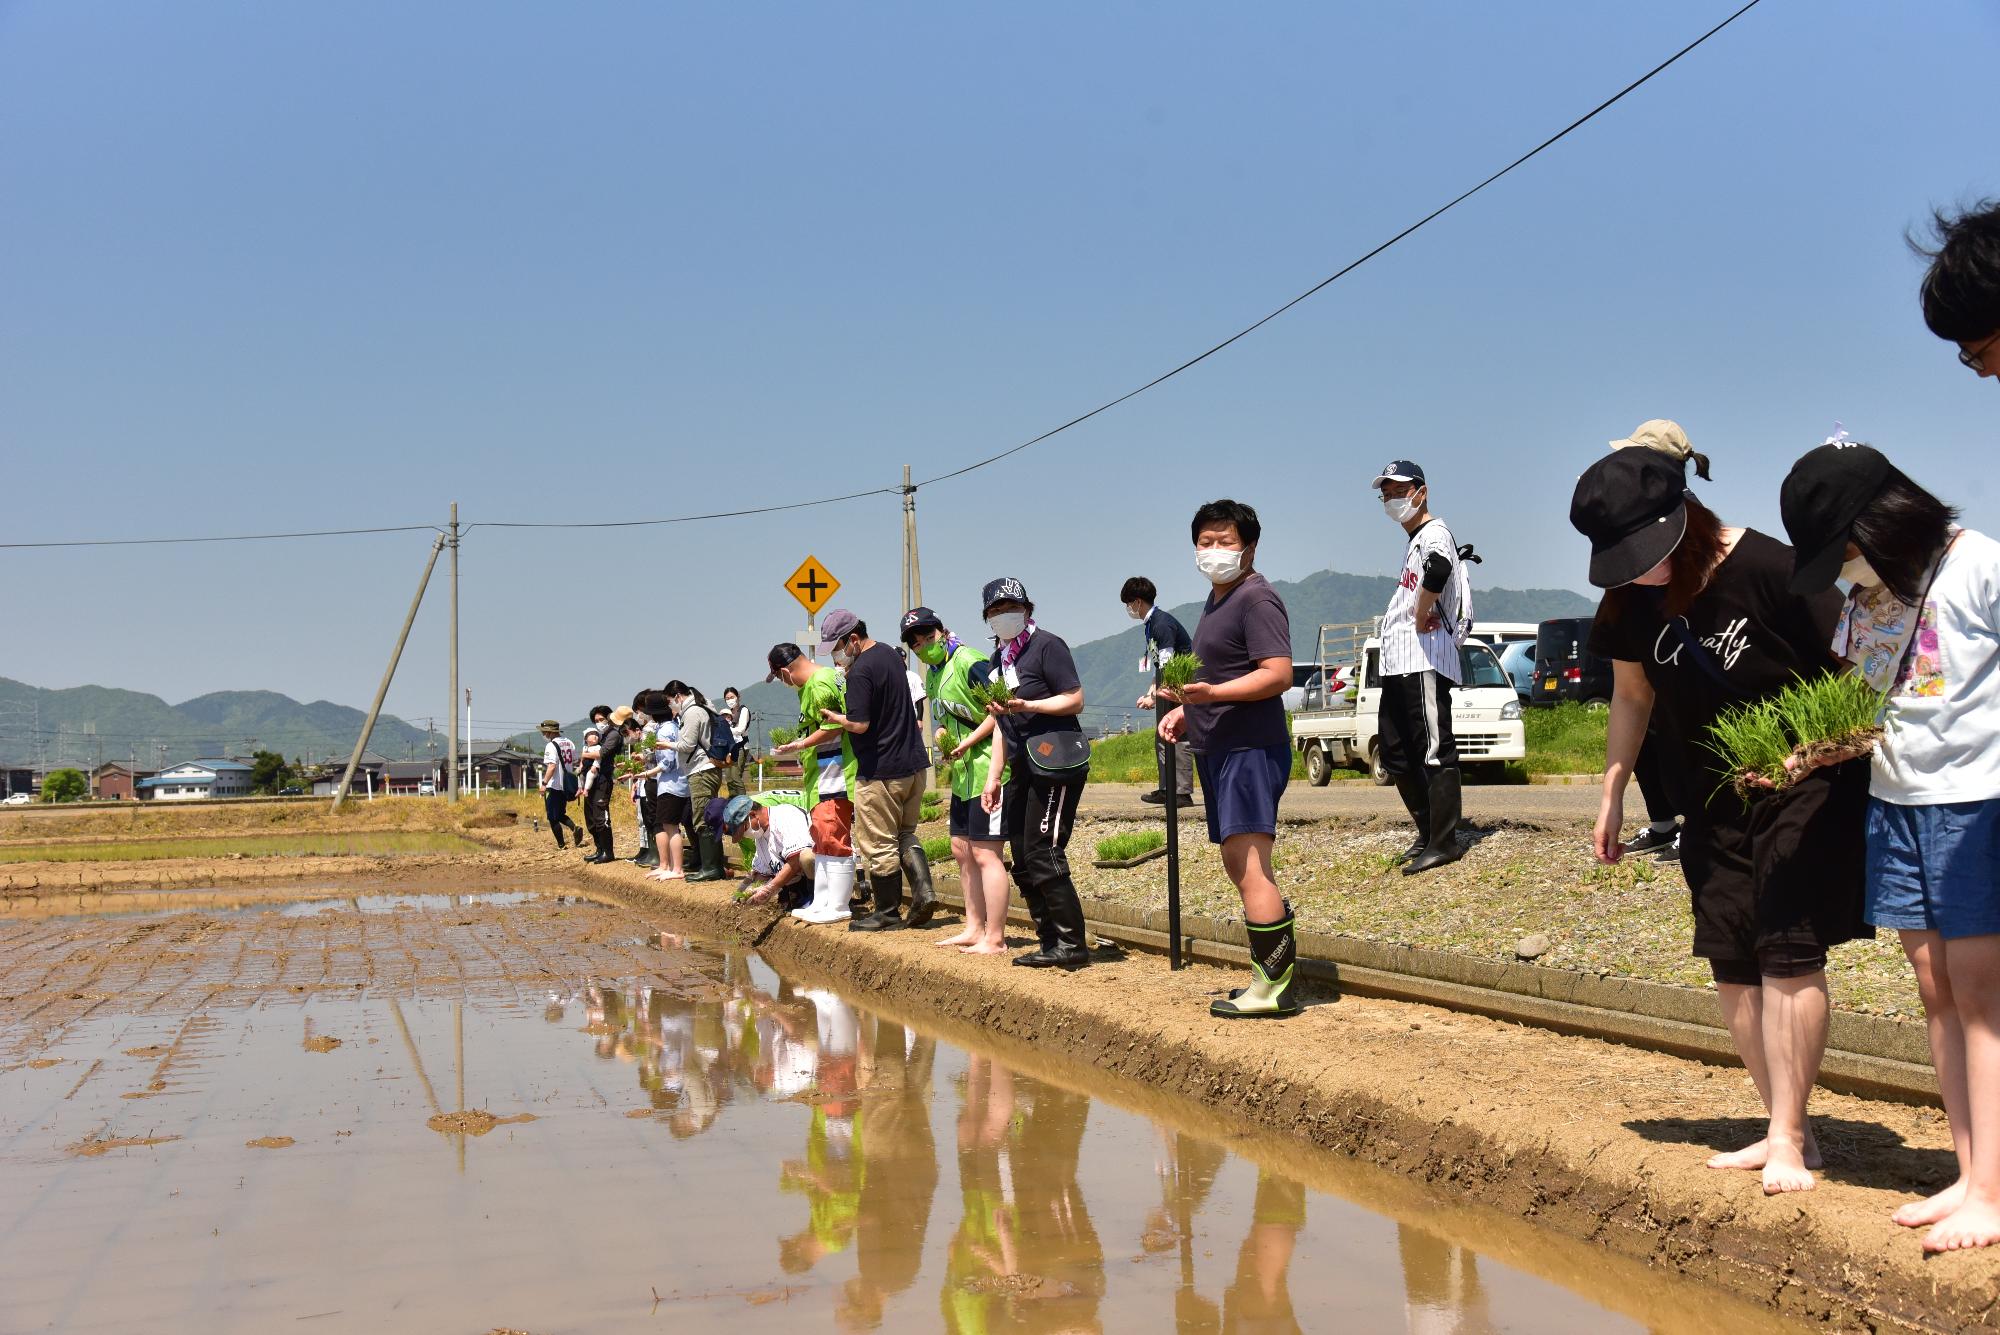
0, 1, 1763, 550
0, 523, 442, 551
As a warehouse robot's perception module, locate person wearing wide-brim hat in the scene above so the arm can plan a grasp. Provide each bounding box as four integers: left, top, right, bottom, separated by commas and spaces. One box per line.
536, 720, 586, 849
1782, 439, 2000, 1250
1570, 433, 1870, 1197
979, 576, 1093, 970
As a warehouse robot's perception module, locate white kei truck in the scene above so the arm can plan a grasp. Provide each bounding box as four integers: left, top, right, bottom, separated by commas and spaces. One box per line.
1290, 621, 1526, 785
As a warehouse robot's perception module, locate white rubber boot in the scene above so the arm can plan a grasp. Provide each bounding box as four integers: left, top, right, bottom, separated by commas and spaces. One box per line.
791, 856, 854, 924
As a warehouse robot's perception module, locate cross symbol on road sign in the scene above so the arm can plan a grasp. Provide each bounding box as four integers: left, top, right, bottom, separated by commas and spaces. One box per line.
784, 555, 841, 616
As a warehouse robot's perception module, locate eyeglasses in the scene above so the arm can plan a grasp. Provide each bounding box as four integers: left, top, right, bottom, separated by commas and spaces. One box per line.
1961, 331, 2000, 375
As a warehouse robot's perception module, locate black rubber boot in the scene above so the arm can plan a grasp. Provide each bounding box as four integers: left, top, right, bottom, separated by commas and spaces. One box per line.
686, 833, 726, 882
849, 869, 873, 917
631, 813, 657, 867
582, 830, 612, 864
900, 834, 938, 929
1212, 905, 1302, 1018
567, 814, 588, 846
849, 869, 906, 931
551, 823, 567, 850
1392, 773, 1429, 863
1402, 768, 1464, 875
1014, 882, 1090, 969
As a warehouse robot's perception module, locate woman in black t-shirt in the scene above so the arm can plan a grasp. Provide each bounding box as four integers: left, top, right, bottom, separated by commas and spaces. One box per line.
1571, 445, 1868, 1198
978, 576, 1093, 972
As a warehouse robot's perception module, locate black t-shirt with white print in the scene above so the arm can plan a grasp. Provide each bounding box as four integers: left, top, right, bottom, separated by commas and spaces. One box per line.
1589, 529, 1843, 825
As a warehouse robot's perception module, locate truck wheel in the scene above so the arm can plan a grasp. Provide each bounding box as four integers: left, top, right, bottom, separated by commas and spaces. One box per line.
1582, 697, 1610, 712
1305, 744, 1331, 787
1369, 742, 1392, 786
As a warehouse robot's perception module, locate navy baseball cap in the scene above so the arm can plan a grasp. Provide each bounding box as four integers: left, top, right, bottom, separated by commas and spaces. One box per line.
980, 577, 1029, 614
1371, 460, 1426, 488
899, 606, 944, 644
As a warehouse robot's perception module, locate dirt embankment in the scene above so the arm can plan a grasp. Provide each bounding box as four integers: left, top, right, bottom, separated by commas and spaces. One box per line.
581, 865, 2000, 1333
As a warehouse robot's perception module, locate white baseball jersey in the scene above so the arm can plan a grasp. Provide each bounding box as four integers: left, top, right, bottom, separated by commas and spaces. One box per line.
1380, 518, 1465, 682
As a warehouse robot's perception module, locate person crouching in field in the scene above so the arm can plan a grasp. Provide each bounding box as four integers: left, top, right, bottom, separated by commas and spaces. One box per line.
1157, 500, 1300, 1019
1572, 443, 1871, 1196
1783, 442, 2000, 1249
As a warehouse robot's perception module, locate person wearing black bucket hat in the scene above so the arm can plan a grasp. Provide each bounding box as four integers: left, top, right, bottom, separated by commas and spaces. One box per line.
1783, 442, 2000, 1250
1571, 436, 1870, 1197
979, 577, 1093, 970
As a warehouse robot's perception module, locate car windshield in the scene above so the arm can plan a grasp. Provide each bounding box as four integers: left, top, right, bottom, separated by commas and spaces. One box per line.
1458, 643, 1511, 689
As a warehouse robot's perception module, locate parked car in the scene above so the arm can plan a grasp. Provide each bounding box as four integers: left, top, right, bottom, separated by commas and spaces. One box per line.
1529, 616, 1613, 708
1497, 641, 1536, 702
1, 792, 32, 806
417, 779, 438, 797
1292, 621, 1524, 785
278, 786, 304, 796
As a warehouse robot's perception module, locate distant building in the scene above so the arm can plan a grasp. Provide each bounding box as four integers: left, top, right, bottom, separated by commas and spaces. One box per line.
137, 758, 255, 801
466, 742, 540, 793
307, 751, 394, 799
90, 763, 157, 801
383, 761, 440, 796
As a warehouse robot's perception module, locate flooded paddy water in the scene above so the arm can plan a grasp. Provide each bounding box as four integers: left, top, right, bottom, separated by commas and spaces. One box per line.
0, 830, 487, 862
0, 882, 1788, 1333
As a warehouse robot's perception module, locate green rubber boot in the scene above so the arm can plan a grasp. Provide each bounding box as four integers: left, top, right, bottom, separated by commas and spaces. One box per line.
1211, 907, 1302, 1019
686, 832, 726, 883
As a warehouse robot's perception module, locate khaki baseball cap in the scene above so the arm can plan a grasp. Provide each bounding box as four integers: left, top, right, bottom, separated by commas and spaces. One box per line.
1608, 419, 1689, 456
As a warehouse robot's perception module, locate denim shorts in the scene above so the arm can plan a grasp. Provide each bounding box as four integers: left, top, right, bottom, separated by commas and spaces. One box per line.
1865, 796, 2000, 939
1194, 744, 1291, 845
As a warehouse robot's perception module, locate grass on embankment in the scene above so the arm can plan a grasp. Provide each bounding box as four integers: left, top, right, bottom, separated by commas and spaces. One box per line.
1088, 707, 1609, 785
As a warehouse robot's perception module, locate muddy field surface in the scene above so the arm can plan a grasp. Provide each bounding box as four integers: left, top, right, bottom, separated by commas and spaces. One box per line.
0, 887, 1778, 1334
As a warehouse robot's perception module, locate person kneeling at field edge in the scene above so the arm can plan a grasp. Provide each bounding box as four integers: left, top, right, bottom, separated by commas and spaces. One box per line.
722, 794, 815, 912
1158, 499, 1301, 1018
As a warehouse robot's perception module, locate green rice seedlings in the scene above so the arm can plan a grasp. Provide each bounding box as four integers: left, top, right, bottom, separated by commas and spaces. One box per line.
1705, 672, 1886, 797
1778, 671, 1886, 770
1158, 652, 1204, 693
1703, 697, 1794, 797
972, 678, 1015, 710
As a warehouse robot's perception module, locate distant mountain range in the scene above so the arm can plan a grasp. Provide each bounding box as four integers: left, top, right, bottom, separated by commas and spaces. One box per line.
0, 676, 442, 771
6, 571, 1596, 769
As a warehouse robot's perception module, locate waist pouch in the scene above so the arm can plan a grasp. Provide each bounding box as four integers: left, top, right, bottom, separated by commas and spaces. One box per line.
1022, 730, 1092, 778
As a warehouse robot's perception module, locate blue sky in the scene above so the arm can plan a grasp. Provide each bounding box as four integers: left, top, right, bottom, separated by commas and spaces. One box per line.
2, 0, 1995, 736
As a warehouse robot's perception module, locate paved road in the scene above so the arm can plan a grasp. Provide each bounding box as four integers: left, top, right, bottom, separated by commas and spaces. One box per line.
1079, 779, 1601, 827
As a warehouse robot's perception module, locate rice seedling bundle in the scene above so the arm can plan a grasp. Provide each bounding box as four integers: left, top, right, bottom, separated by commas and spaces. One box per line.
1704, 672, 1884, 797
1158, 652, 1204, 693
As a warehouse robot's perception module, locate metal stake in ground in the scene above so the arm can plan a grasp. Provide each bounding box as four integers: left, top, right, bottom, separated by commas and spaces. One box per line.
1165, 739, 1182, 969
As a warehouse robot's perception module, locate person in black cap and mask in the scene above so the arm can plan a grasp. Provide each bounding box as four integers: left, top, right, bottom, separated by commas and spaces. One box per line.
980, 577, 1093, 969
1371, 460, 1472, 874
1571, 434, 1869, 1198
1782, 440, 2000, 1250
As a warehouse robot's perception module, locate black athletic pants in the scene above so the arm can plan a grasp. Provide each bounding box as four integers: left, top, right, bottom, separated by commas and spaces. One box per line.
1633, 731, 1678, 824
1004, 768, 1087, 947
1377, 670, 1458, 778
543, 788, 571, 833
584, 781, 613, 837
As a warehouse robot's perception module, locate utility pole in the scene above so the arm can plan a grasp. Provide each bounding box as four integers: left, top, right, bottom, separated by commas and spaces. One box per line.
333, 533, 447, 810
447, 502, 460, 802
901, 464, 929, 737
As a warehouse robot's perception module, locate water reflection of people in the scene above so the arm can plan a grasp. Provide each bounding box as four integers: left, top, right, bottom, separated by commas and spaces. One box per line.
942, 1055, 1104, 1332
1149, 1130, 1225, 1334
1398, 1225, 1496, 1335
1221, 1174, 1304, 1335
779, 990, 864, 1273
838, 1016, 938, 1331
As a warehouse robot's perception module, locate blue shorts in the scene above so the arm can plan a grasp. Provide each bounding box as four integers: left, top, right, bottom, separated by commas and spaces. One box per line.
1865, 796, 2000, 939
1194, 744, 1291, 845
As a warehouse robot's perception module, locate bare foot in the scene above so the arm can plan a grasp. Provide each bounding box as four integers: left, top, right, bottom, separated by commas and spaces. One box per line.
1894, 1178, 1967, 1228
1705, 1134, 1823, 1172
1924, 1196, 2000, 1252
933, 930, 978, 948
1761, 1140, 1817, 1196
961, 941, 1008, 955
647, 868, 683, 881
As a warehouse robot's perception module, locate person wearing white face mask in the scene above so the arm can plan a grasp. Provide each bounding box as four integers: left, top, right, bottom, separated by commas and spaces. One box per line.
662, 679, 727, 882
1157, 499, 1299, 1018
1119, 575, 1195, 806
979, 576, 1093, 969
1783, 441, 2000, 1250
1371, 460, 1471, 875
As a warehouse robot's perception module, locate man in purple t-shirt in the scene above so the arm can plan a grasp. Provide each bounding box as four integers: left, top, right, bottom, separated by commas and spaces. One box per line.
1159, 498, 1299, 1019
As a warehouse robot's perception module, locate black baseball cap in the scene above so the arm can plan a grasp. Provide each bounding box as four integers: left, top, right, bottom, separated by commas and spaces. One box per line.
1780, 442, 1893, 593
981, 577, 1029, 614
1371, 460, 1426, 488
765, 642, 805, 681
899, 606, 944, 644
1569, 450, 1692, 588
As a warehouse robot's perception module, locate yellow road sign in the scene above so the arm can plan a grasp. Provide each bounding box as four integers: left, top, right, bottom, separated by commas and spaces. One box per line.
784, 555, 841, 616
